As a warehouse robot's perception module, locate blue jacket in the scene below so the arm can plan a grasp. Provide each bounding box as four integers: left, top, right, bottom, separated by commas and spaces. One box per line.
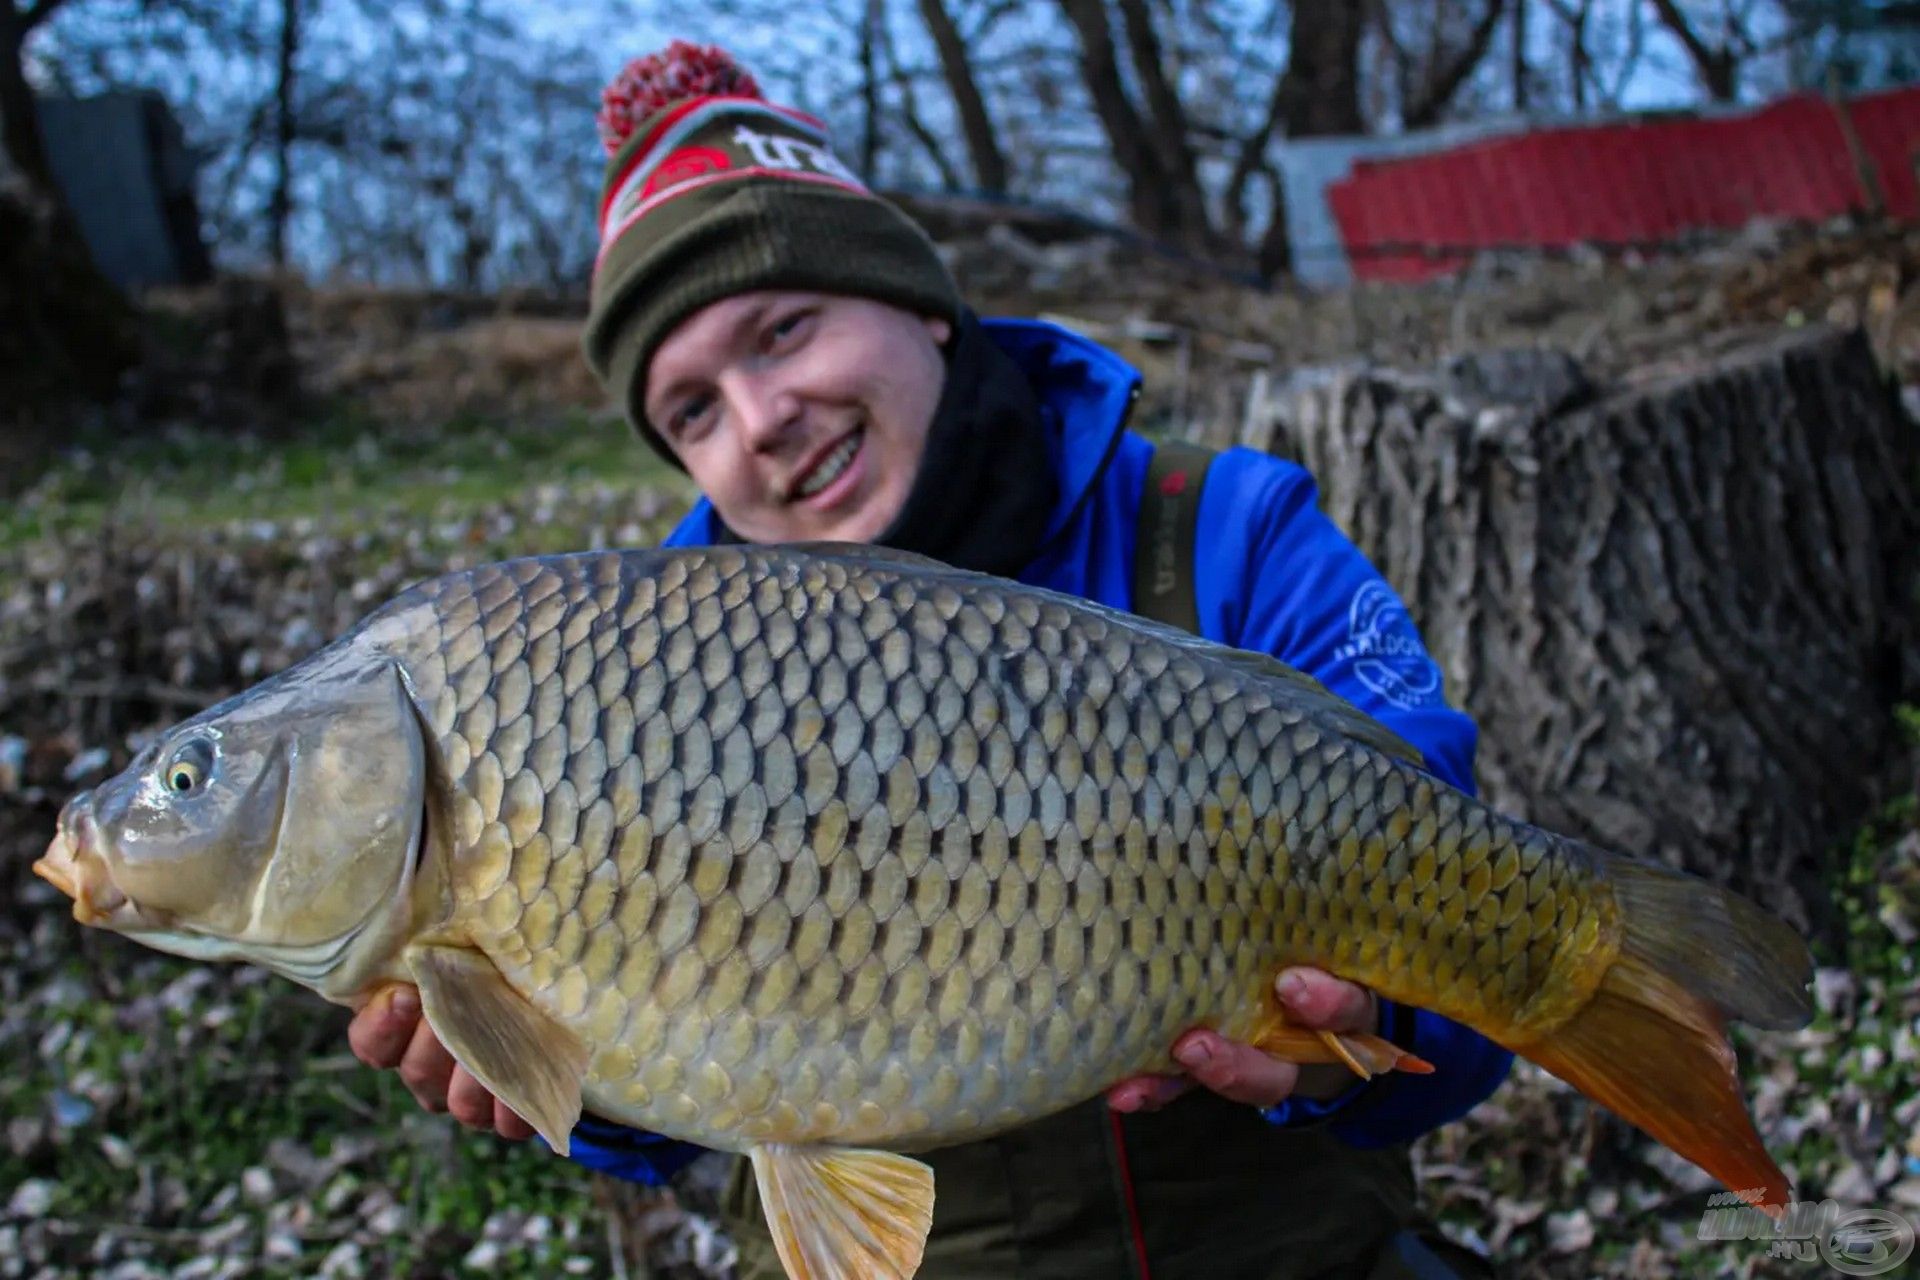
564, 317, 1514, 1184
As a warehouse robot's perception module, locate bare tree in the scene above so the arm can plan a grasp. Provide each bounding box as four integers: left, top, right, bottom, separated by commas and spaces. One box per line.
876, 3, 963, 190
0, 0, 75, 191
1649, 0, 1759, 101
1543, 0, 1596, 110
1372, 0, 1508, 129
915, 0, 1007, 192
268, 0, 299, 267
1056, 0, 1216, 252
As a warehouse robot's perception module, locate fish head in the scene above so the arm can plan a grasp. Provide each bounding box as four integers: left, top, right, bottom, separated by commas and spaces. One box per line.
34, 657, 432, 999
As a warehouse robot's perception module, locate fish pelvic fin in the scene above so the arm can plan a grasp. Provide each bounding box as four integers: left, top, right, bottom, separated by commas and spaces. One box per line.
749, 1143, 935, 1280
1247, 1015, 1434, 1079
1516, 858, 1814, 1217
409, 943, 588, 1155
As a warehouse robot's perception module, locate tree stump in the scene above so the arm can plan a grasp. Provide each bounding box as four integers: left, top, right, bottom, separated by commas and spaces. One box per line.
1240, 324, 1920, 944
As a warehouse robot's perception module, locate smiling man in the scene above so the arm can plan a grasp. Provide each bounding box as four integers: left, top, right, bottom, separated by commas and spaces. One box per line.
345, 41, 1512, 1280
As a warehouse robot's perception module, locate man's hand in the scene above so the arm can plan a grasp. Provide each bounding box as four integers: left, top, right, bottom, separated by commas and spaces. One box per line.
347, 984, 537, 1141
1104, 967, 1378, 1114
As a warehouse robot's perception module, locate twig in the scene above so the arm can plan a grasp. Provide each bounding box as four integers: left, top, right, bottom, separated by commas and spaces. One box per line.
1826, 69, 1885, 217
37, 678, 225, 709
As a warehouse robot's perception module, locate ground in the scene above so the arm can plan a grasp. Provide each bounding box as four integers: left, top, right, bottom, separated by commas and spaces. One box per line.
1, 220, 1916, 1278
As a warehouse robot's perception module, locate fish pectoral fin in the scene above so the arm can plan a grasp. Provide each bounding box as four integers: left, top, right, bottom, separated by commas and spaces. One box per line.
1247, 1015, 1435, 1079
409, 943, 588, 1155
749, 1143, 934, 1280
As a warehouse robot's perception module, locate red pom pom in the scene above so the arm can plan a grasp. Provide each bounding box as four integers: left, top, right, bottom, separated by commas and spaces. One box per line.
597, 41, 763, 155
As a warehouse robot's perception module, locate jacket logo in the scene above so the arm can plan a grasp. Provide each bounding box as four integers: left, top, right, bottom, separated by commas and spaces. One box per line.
1158, 470, 1188, 496
641, 146, 733, 200
1337, 581, 1443, 710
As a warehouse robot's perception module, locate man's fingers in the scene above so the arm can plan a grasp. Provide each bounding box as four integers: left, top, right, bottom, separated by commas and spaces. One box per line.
1105, 1072, 1194, 1114
347, 985, 422, 1070
495, 1101, 536, 1142
397, 1017, 458, 1113
1172, 1031, 1301, 1108
448, 1066, 499, 1130
1275, 967, 1376, 1033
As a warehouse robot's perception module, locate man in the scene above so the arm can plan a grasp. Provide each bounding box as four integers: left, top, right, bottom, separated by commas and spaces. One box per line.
349, 42, 1512, 1279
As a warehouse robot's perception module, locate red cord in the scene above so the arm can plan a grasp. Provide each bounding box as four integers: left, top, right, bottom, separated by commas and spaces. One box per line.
1106, 1109, 1154, 1280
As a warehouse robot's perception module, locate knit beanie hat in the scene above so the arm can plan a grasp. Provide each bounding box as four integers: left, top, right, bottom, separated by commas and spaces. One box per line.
582, 42, 962, 461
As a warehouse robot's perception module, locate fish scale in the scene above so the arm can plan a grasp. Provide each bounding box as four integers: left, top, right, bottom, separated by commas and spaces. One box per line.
369, 545, 1591, 1155
40, 543, 1814, 1278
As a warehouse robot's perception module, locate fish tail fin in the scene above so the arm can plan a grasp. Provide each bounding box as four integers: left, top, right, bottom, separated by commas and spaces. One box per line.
1518, 857, 1814, 1216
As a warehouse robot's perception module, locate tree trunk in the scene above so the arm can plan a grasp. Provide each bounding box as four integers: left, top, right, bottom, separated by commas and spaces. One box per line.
0, 0, 56, 190
269, 0, 300, 269
915, 0, 1008, 193
0, 177, 140, 489
1277, 0, 1364, 137
1239, 327, 1920, 946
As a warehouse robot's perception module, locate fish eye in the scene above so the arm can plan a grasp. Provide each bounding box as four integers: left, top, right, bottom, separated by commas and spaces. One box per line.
161, 739, 216, 796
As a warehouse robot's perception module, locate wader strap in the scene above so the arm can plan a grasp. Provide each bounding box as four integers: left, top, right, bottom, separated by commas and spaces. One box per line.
1133, 440, 1217, 633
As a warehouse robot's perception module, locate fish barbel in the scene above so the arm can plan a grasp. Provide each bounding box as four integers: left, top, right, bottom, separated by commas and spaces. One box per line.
35, 543, 1813, 1278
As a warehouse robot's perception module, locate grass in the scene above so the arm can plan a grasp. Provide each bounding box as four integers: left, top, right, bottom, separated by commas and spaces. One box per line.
0, 409, 692, 551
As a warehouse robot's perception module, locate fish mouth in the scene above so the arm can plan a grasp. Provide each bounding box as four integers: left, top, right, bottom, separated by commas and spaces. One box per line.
33, 796, 131, 926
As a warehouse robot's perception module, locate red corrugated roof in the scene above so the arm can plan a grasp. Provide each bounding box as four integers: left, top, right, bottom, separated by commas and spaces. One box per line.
1329, 86, 1920, 283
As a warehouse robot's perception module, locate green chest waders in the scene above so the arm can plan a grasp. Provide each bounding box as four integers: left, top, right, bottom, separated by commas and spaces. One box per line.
717, 442, 1499, 1280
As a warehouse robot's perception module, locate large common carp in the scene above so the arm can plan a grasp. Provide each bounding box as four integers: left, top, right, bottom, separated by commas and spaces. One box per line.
36, 544, 1812, 1278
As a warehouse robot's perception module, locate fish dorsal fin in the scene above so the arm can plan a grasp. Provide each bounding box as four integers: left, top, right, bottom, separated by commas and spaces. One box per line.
771, 541, 956, 574
408, 943, 589, 1154
749, 1143, 935, 1280
1202, 646, 1426, 769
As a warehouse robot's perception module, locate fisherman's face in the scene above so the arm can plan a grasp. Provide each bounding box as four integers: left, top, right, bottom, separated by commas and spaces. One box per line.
644, 291, 952, 545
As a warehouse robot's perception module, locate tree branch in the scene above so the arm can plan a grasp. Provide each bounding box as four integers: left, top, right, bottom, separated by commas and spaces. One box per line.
879, 3, 964, 190
1404, 0, 1506, 130
916, 0, 1009, 192
1648, 0, 1738, 100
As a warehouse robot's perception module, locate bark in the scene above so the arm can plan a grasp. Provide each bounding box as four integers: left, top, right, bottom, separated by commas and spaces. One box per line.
1240, 327, 1920, 946
915, 0, 1008, 192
